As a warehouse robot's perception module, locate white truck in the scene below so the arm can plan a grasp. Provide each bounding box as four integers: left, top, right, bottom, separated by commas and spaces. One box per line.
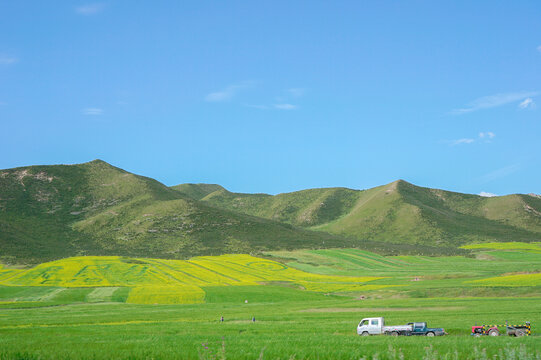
357, 317, 412, 336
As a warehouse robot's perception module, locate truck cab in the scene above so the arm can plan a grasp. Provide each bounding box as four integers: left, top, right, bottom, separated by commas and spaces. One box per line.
357, 317, 384, 335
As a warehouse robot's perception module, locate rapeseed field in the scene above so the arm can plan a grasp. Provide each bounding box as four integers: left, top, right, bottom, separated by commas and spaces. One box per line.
126, 285, 205, 304
0, 254, 382, 304
461, 242, 541, 251
471, 273, 541, 287
3, 245, 541, 307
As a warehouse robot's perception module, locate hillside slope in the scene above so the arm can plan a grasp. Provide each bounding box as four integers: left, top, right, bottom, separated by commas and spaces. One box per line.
170, 183, 226, 201
0, 161, 351, 264
195, 187, 361, 227
174, 180, 541, 247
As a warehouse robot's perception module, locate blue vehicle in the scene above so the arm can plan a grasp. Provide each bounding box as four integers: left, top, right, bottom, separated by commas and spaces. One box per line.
407, 322, 447, 336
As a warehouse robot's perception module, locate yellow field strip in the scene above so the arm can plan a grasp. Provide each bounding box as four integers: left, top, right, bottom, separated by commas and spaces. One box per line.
0, 254, 383, 304
461, 242, 541, 251
469, 273, 541, 287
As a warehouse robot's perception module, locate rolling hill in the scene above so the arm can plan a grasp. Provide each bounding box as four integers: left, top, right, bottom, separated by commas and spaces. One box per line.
0, 160, 351, 264
2, 159, 540, 264
173, 180, 541, 247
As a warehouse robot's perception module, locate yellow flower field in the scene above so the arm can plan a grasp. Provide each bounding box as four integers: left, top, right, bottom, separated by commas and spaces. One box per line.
0, 268, 21, 283
126, 285, 205, 304
470, 272, 541, 287
0, 254, 383, 304
461, 242, 541, 251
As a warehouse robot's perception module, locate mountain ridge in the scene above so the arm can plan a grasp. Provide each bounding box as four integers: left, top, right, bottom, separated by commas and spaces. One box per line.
0, 160, 353, 264
173, 179, 541, 247
1, 160, 539, 264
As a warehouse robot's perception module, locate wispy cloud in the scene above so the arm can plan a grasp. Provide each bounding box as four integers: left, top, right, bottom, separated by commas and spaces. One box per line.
479, 191, 498, 197
451, 91, 538, 114
478, 164, 520, 184
451, 138, 475, 146
0, 54, 18, 65
210, 83, 302, 109
205, 82, 252, 102
450, 132, 495, 146
518, 97, 535, 109
479, 131, 495, 139
82, 108, 103, 115
75, 3, 105, 15
0, 101, 6, 106
286, 88, 305, 97
537, 45, 541, 53
274, 103, 298, 110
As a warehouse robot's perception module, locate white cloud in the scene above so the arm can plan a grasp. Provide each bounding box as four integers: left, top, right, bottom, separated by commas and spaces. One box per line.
537, 45, 541, 53
286, 88, 305, 97
450, 132, 496, 146
274, 103, 298, 110
75, 3, 105, 15
479, 132, 495, 139
518, 97, 535, 109
451, 138, 475, 146
0, 55, 18, 65
452, 91, 539, 114
479, 191, 498, 197
205, 82, 252, 102
82, 108, 103, 115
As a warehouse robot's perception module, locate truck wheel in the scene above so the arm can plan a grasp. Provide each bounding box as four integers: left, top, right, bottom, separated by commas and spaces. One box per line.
426, 332, 435, 337
515, 330, 525, 337
391, 331, 399, 336
361, 332, 369, 336
488, 329, 499, 337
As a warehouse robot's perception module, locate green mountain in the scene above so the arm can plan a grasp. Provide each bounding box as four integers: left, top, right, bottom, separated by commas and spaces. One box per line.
3, 160, 539, 264
0, 160, 350, 264
173, 180, 541, 247
170, 183, 226, 201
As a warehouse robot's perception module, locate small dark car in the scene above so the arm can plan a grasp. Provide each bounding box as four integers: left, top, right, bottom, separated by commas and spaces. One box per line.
407, 322, 447, 336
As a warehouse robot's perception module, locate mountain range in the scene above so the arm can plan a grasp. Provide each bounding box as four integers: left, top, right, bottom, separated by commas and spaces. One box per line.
1, 160, 540, 264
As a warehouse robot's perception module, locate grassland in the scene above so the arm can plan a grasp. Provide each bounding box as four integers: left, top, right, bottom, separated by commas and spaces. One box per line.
265, 247, 541, 298
1, 244, 541, 358
0, 291, 540, 359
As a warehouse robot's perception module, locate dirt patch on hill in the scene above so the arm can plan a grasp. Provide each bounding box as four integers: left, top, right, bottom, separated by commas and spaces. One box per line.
298, 306, 465, 313
475, 253, 496, 260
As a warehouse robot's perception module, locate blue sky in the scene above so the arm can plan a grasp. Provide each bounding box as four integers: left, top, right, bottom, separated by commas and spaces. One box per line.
1, 1, 540, 196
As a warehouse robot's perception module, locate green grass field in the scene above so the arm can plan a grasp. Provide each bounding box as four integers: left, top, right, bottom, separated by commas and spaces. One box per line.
0, 244, 541, 359
0, 294, 540, 359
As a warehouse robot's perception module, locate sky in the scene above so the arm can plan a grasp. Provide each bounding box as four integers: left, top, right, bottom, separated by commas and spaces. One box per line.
1, 1, 540, 196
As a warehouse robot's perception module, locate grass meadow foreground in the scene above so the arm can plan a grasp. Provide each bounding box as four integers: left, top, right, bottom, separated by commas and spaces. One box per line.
0, 243, 540, 359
